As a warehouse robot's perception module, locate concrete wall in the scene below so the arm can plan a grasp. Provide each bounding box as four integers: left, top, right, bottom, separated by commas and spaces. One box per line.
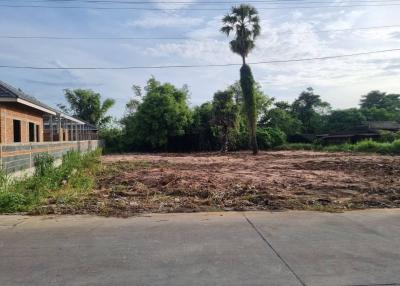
0, 102, 44, 144
0, 140, 102, 174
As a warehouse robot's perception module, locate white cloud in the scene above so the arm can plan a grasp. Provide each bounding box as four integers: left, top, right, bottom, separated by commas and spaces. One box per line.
150, 0, 197, 10
127, 13, 204, 29
141, 7, 400, 108
1, 4, 400, 117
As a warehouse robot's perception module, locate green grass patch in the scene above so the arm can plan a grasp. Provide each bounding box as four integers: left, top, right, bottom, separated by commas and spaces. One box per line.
277, 139, 400, 155
0, 149, 101, 213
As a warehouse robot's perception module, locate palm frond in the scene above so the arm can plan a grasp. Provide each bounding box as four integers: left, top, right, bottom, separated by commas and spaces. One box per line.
222, 14, 238, 25
221, 4, 261, 58
220, 25, 233, 36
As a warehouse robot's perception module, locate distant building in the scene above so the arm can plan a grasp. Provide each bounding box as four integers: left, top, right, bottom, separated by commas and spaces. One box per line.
317, 121, 400, 144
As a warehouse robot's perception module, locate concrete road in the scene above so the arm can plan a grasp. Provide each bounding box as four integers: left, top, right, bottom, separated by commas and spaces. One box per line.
0, 210, 399, 286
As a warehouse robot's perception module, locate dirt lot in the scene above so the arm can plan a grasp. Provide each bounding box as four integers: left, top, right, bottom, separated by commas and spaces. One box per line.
72, 151, 400, 216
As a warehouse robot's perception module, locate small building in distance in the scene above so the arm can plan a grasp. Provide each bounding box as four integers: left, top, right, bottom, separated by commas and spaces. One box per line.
317, 121, 400, 144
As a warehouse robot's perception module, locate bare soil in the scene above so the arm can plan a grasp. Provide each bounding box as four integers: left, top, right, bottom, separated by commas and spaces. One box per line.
57, 151, 400, 216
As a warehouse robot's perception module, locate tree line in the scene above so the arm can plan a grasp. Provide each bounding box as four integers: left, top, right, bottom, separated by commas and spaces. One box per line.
58, 79, 400, 153
56, 4, 400, 153
93, 78, 398, 153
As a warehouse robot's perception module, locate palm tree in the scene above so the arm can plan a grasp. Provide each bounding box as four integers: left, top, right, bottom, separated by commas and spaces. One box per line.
221, 4, 261, 154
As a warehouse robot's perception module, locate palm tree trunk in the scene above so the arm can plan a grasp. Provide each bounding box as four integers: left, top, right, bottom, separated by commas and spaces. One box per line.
250, 123, 258, 155
240, 63, 259, 155
242, 55, 246, 65
221, 127, 229, 153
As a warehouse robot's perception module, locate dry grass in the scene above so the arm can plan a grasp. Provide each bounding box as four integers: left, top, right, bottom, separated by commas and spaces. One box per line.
54, 151, 400, 217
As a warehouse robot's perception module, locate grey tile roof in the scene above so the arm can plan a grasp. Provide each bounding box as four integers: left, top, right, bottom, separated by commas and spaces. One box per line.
0, 80, 98, 130
0, 80, 57, 113
366, 121, 400, 130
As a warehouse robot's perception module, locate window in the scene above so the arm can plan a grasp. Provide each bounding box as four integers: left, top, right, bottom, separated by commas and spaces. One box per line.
36, 125, 40, 142
13, 120, 21, 143
29, 122, 35, 142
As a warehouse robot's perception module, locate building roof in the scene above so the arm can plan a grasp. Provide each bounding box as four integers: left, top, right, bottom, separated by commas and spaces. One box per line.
0, 80, 94, 127
365, 121, 400, 131
0, 80, 58, 115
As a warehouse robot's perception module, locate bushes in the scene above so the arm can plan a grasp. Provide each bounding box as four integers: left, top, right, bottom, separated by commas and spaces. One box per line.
0, 191, 29, 213
277, 139, 400, 155
378, 131, 398, 143
257, 127, 286, 149
277, 143, 320, 151
0, 149, 101, 213
34, 153, 55, 177
99, 128, 125, 153
353, 139, 400, 155
391, 139, 400, 154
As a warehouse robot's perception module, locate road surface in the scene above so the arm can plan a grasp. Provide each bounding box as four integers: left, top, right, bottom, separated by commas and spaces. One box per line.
1, 210, 400, 286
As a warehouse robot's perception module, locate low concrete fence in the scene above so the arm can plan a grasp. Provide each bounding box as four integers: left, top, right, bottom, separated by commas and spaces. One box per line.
0, 140, 102, 174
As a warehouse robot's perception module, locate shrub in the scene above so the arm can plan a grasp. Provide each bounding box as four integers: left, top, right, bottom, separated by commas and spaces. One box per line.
275, 143, 317, 151
0, 149, 101, 213
0, 169, 10, 192
323, 143, 354, 152
34, 153, 55, 177
378, 130, 397, 143
0, 191, 30, 213
353, 140, 385, 154
390, 139, 400, 154
276, 140, 400, 155
99, 128, 125, 153
257, 127, 286, 149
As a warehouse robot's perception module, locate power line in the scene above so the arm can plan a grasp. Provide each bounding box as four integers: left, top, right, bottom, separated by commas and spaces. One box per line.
311, 24, 400, 32
0, 0, 399, 5
0, 35, 189, 40
0, 48, 399, 70
3, 3, 400, 10
3, 0, 400, 3
2, 24, 400, 40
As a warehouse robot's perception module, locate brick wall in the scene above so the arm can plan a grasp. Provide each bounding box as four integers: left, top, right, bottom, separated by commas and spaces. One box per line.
0, 140, 102, 174
0, 102, 44, 144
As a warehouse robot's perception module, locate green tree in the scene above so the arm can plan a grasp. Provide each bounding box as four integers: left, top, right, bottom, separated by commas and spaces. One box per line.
123, 78, 192, 150
325, 108, 366, 132
274, 101, 291, 111
227, 81, 272, 118
360, 90, 400, 122
260, 108, 302, 136
59, 89, 115, 127
191, 102, 218, 151
361, 107, 399, 122
292, 87, 331, 133
360, 91, 394, 109
211, 90, 239, 152
221, 4, 261, 154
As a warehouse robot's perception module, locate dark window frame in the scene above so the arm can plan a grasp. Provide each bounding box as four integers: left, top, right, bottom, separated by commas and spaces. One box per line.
13, 119, 21, 143
29, 122, 35, 142
36, 124, 40, 142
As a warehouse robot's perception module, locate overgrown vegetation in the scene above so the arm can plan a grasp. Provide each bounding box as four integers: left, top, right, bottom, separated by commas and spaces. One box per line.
0, 149, 101, 213
278, 139, 400, 155
99, 75, 400, 154
89, 5, 400, 154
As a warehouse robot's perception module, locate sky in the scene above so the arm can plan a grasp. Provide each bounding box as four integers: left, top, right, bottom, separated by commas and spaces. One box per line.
1, 0, 400, 118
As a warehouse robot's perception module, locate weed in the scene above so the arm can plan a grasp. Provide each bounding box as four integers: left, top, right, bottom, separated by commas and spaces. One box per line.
277, 139, 400, 155
34, 153, 55, 177
0, 149, 101, 214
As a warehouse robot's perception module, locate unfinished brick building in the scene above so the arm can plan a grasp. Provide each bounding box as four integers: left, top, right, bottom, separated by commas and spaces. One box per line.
0, 81, 100, 173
